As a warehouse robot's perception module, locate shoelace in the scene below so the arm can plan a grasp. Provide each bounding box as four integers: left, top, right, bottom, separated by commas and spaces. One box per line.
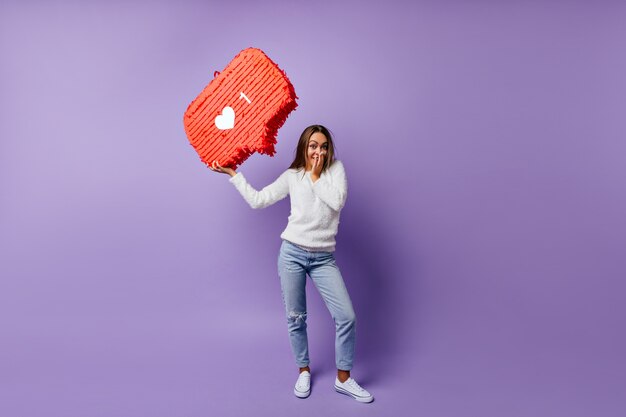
345, 378, 365, 392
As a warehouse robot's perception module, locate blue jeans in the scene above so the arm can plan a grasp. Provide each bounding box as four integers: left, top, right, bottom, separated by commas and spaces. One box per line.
277, 239, 356, 370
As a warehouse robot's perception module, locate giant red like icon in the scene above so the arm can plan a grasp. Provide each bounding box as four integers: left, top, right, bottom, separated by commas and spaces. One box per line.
183, 48, 298, 169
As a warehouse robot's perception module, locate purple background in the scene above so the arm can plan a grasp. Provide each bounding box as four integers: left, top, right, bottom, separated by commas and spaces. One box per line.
1, 1, 625, 416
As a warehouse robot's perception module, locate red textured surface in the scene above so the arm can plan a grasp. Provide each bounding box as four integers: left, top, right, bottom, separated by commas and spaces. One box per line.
183, 48, 298, 169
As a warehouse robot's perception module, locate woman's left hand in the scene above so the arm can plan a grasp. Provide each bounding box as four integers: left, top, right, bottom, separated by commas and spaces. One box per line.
311, 152, 325, 180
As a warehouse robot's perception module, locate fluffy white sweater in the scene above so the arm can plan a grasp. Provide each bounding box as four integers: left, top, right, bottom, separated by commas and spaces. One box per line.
228, 160, 347, 252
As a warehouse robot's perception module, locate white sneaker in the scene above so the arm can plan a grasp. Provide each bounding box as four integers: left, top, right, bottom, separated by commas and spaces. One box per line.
294, 371, 311, 398
334, 377, 374, 403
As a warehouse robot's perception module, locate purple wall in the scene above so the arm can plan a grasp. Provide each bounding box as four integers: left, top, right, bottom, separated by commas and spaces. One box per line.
1, 1, 624, 416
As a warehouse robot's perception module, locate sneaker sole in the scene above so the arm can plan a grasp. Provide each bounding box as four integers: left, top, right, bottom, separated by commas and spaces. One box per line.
294, 388, 310, 398
334, 385, 374, 403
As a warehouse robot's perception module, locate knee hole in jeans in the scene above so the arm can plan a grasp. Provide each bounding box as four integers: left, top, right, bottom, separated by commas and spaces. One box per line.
288, 311, 307, 323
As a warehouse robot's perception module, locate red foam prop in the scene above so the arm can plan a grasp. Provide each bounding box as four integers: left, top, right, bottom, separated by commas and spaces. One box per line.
183, 48, 298, 169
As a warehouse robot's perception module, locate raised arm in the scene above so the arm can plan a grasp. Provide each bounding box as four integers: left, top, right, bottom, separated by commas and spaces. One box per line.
228, 170, 290, 209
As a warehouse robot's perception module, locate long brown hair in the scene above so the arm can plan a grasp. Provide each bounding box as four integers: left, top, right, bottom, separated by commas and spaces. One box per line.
288, 124, 337, 176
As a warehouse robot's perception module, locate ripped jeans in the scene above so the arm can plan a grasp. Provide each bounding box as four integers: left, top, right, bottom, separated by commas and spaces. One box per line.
277, 239, 356, 371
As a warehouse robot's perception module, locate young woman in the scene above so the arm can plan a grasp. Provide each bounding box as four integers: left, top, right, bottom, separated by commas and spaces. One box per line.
210, 125, 373, 403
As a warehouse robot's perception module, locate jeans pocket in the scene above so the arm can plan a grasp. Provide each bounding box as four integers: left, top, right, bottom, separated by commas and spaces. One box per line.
282, 259, 303, 272
279, 250, 302, 273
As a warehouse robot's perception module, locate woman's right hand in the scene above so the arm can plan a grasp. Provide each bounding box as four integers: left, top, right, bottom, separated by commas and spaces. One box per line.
209, 161, 236, 177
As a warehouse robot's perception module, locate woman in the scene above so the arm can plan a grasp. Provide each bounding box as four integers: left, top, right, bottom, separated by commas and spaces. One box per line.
210, 125, 373, 403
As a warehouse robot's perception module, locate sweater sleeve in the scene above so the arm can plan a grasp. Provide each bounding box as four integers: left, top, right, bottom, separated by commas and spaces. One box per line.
228, 170, 290, 209
309, 160, 348, 211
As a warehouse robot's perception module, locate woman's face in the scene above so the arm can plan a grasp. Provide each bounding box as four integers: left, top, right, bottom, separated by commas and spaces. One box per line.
305, 132, 329, 170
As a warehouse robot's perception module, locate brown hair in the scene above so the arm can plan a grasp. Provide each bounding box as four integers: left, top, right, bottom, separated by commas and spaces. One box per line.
288, 124, 337, 176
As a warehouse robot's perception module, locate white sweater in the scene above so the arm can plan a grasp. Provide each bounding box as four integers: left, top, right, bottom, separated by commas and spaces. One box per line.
228, 160, 348, 252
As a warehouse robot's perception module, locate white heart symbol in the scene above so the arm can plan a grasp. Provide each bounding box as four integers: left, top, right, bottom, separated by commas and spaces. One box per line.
215, 106, 235, 130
